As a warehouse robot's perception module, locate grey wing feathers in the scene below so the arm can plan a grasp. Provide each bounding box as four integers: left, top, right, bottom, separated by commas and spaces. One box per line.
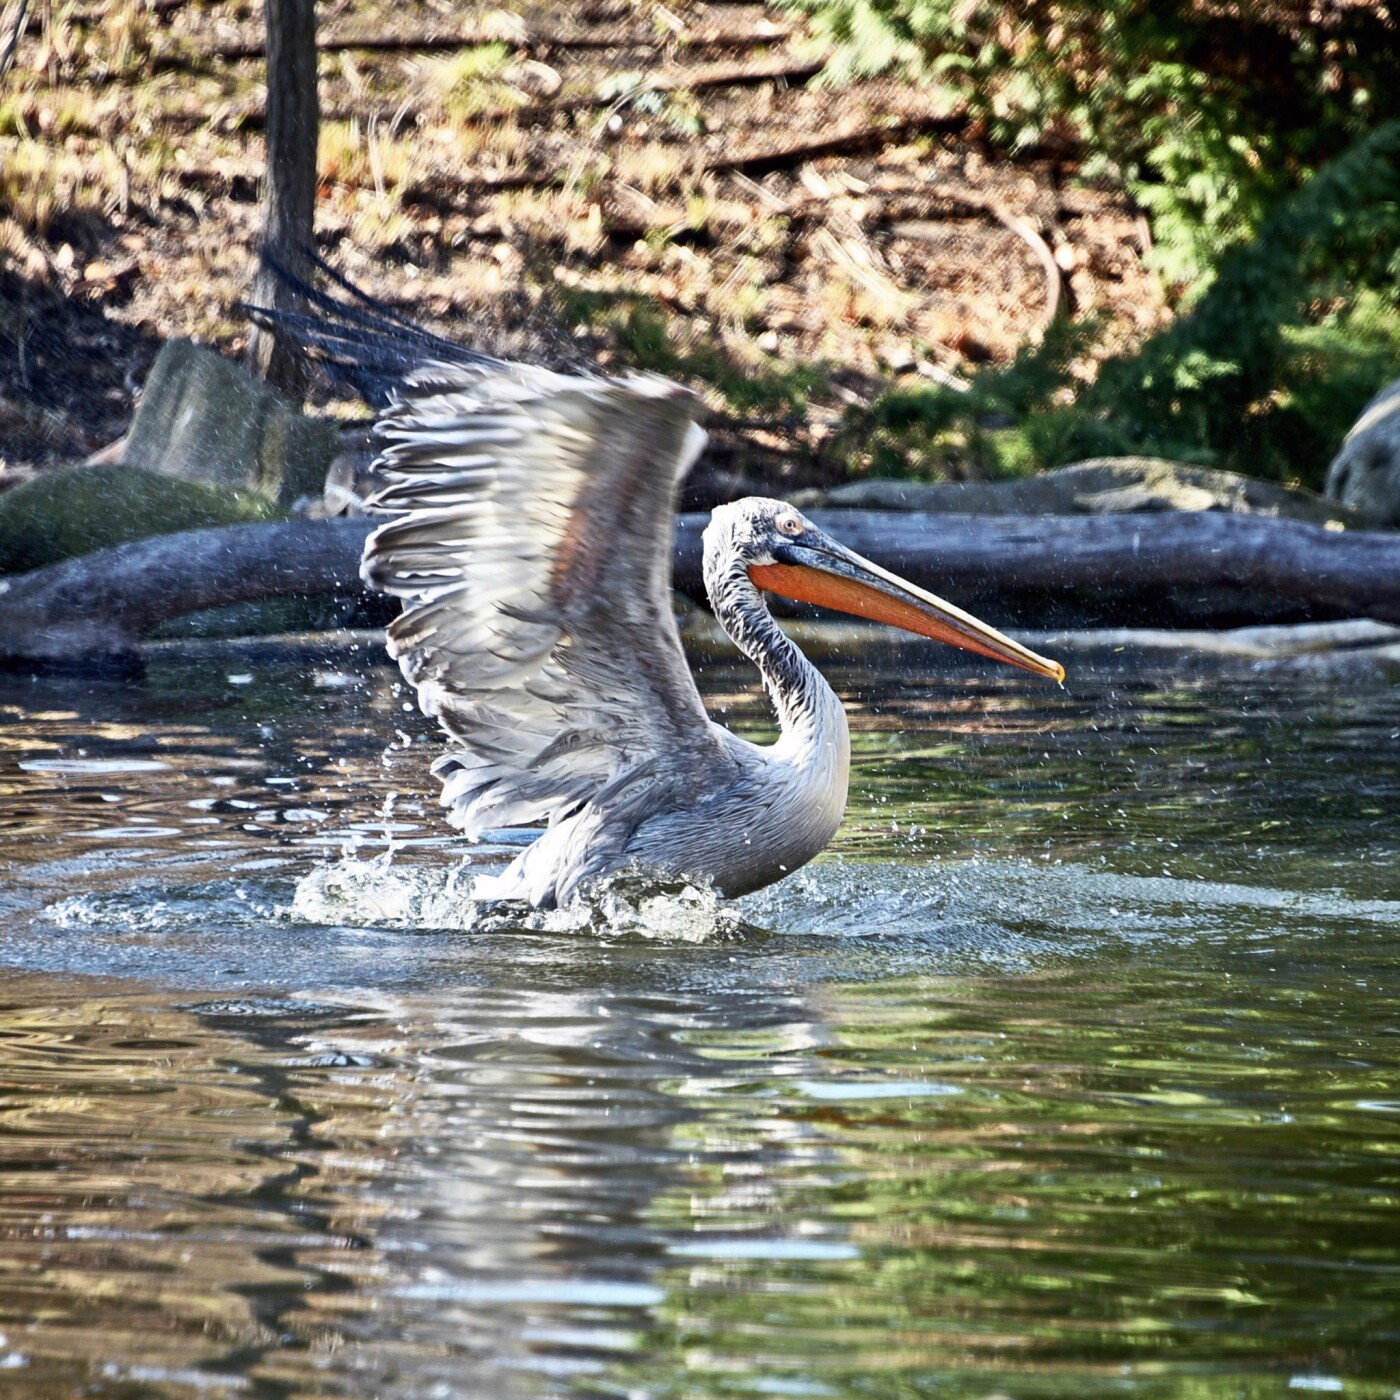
361, 360, 730, 836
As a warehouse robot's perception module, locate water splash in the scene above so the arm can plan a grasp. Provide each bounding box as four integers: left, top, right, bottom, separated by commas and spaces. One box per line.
46, 883, 278, 934
536, 868, 747, 942
290, 851, 481, 931
290, 853, 746, 942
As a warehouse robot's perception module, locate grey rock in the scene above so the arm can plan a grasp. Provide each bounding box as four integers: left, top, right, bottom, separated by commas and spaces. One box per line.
322, 425, 387, 516
124, 339, 339, 506
503, 59, 561, 99
1324, 380, 1400, 527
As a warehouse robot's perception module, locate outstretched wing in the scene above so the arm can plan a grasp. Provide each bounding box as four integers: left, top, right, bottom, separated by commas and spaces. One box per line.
362, 359, 735, 834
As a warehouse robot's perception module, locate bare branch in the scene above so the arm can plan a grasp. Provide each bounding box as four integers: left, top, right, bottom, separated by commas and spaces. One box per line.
0, 0, 32, 84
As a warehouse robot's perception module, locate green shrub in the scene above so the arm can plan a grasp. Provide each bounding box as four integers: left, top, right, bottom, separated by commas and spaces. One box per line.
784, 0, 1400, 290
841, 123, 1400, 488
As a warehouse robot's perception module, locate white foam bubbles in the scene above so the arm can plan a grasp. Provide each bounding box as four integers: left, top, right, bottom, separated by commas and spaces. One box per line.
290, 853, 481, 931
289, 854, 745, 942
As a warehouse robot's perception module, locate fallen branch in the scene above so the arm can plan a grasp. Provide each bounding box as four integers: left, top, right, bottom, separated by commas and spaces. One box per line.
701, 113, 968, 177
393, 111, 972, 215
3, 511, 1400, 666
150, 18, 798, 69
497, 51, 825, 124
158, 53, 825, 139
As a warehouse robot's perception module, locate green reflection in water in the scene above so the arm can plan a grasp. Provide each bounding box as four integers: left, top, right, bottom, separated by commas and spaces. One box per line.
625, 950, 1400, 1400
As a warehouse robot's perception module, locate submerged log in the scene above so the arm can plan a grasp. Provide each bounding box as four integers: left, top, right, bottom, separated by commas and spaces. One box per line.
3, 510, 1400, 665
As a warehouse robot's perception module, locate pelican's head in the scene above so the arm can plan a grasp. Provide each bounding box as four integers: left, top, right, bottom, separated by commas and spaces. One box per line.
703, 497, 1064, 683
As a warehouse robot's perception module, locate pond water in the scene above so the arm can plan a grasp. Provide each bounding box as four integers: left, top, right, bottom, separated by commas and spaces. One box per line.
1, 636, 1398, 1399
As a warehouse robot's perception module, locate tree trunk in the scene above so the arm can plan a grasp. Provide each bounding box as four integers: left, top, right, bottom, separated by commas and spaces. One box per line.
245, 0, 319, 401
0, 0, 32, 85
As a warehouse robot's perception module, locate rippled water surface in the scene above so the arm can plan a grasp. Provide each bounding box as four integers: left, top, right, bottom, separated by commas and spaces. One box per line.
1, 637, 1398, 1399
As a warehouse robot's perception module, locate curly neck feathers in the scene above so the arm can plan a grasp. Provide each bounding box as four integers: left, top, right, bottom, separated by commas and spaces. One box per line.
705, 562, 842, 745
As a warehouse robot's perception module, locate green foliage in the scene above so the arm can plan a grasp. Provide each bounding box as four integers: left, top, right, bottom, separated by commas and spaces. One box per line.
844, 123, 1400, 487
784, 0, 1400, 290
1087, 121, 1400, 474
837, 318, 1099, 480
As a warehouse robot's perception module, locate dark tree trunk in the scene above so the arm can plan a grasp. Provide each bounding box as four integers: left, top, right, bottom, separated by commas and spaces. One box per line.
245, 0, 319, 401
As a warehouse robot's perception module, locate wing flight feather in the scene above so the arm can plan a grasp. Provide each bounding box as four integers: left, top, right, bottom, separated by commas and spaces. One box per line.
361, 360, 731, 835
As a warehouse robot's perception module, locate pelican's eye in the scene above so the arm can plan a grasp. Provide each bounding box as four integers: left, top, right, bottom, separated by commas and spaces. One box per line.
776, 515, 803, 537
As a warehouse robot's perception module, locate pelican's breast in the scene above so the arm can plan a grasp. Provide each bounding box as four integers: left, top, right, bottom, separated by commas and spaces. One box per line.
625, 699, 851, 898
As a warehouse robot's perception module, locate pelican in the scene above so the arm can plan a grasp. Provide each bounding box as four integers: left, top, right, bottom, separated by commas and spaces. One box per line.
251, 266, 1064, 907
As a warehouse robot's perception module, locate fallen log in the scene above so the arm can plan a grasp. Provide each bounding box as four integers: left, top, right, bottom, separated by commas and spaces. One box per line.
744, 509, 1400, 631
0, 519, 375, 665
395, 111, 971, 214
3, 510, 1400, 667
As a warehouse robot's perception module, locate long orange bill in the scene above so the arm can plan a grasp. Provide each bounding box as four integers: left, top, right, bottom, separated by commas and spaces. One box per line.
749, 538, 1064, 684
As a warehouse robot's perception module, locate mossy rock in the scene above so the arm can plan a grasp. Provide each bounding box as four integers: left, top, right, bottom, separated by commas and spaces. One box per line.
0, 463, 282, 576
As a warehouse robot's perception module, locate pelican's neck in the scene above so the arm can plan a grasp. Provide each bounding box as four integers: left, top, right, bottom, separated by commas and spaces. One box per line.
707, 567, 848, 753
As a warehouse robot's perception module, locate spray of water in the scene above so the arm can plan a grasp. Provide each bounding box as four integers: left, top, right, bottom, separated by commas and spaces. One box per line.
289, 851, 748, 942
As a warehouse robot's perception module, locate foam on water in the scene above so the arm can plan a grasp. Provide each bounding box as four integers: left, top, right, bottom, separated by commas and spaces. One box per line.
284, 842, 1400, 953
740, 855, 1400, 942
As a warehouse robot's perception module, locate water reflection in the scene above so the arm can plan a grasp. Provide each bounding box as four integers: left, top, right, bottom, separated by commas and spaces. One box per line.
0, 641, 1398, 1397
